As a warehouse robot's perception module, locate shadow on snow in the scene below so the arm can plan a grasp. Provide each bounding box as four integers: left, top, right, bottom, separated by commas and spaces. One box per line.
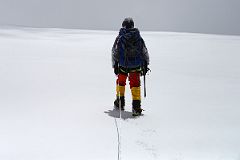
104, 108, 143, 120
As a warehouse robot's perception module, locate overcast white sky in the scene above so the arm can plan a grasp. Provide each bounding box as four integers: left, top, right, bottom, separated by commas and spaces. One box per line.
0, 0, 240, 35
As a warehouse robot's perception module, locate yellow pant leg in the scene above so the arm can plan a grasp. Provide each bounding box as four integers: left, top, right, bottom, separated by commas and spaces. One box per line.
131, 87, 141, 100
116, 85, 125, 97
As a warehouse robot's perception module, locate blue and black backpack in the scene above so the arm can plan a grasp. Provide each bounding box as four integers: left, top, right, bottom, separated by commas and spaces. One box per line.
118, 28, 144, 69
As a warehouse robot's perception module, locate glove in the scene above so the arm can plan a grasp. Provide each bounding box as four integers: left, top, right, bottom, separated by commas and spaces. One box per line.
114, 63, 119, 75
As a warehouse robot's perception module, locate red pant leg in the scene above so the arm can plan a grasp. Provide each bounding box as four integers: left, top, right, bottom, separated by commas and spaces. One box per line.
116, 73, 127, 86
116, 73, 127, 97
129, 72, 141, 88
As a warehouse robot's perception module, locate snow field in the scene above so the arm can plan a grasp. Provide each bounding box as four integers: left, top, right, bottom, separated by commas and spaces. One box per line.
0, 28, 240, 160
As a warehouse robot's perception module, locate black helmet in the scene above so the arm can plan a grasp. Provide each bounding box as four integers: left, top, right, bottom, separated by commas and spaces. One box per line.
122, 17, 134, 29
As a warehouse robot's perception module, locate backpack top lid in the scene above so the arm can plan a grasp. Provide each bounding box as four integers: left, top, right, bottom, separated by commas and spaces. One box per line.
122, 17, 134, 29
119, 27, 141, 41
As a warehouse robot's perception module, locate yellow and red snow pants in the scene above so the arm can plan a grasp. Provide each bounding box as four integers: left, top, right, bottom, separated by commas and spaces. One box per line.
116, 72, 141, 100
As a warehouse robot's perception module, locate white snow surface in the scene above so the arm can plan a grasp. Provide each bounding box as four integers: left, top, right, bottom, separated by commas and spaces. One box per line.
0, 27, 240, 160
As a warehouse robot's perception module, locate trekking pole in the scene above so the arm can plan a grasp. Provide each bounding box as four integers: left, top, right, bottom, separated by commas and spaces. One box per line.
143, 74, 146, 98
143, 67, 150, 98
117, 65, 122, 119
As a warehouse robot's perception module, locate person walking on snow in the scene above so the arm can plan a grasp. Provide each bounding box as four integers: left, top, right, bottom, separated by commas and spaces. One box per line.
112, 17, 150, 116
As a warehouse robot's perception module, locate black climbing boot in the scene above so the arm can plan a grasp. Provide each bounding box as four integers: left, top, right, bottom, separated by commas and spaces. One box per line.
132, 100, 143, 116
114, 96, 125, 110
